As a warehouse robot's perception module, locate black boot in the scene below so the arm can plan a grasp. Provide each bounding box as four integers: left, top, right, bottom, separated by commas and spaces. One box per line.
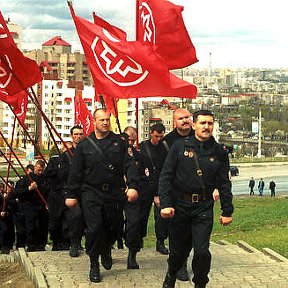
156, 239, 169, 255
69, 240, 80, 257
127, 250, 139, 269
176, 259, 189, 281
101, 246, 112, 270
89, 258, 101, 283
162, 271, 176, 288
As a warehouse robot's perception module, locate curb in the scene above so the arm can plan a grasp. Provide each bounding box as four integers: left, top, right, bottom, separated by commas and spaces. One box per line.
237, 240, 261, 253
262, 247, 288, 263
18, 248, 48, 288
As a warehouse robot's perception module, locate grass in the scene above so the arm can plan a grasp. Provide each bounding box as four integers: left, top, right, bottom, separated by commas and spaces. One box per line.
144, 196, 288, 258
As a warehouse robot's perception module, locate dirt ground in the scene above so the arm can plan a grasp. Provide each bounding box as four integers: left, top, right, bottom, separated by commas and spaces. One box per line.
0, 261, 35, 288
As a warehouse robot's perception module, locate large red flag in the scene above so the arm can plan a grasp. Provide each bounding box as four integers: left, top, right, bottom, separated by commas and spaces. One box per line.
74, 90, 94, 136
93, 13, 120, 117
136, 0, 198, 70
69, 4, 197, 99
0, 11, 42, 96
0, 88, 28, 128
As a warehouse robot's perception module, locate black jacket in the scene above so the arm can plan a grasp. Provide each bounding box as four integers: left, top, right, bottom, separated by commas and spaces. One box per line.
159, 135, 234, 217
67, 131, 138, 202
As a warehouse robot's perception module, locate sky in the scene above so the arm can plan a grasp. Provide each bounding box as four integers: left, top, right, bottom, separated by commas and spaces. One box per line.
1, 0, 287, 69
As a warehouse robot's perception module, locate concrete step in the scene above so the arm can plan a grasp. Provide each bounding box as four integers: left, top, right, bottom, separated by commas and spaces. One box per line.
14, 241, 288, 288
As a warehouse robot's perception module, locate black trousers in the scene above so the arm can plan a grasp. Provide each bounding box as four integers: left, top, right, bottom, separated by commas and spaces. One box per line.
124, 194, 153, 251
23, 204, 49, 250
14, 204, 27, 248
154, 203, 169, 241
167, 199, 214, 285
0, 214, 15, 249
82, 191, 123, 258
48, 191, 70, 246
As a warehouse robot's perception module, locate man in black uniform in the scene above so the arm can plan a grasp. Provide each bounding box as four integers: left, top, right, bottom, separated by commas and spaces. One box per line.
15, 160, 49, 252
159, 110, 234, 288
44, 125, 85, 254
139, 123, 168, 254
122, 126, 151, 269
66, 108, 139, 283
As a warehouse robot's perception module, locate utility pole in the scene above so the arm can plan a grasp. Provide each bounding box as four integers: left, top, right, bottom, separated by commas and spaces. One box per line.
257, 92, 262, 158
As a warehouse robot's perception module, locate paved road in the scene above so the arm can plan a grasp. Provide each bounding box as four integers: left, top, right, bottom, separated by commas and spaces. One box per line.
230, 162, 288, 196
14, 241, 288, 288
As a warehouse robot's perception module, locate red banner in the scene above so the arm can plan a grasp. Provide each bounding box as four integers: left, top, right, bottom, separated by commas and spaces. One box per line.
136, 0, 198, 69
0, 10, 42, 96
74, 90, 94, 136
69, 4, 197, 99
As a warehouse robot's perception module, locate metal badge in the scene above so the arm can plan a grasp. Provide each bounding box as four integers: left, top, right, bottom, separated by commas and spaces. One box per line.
145, 167, 150, 177
210, 157, 215, 162
188, 151, 194, 158
184, 150, 189, 156
127, 147, 134, 157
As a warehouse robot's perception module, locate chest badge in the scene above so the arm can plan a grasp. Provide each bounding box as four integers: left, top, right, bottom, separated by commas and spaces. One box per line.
127, 147, 134, 157
210, 157, 215, 162
145, 168, 150, 177
188, 151, 194, 158
184, 150, 189, 157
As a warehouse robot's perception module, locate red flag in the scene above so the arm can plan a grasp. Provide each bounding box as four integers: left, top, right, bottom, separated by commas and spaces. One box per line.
0, 88, 28, 128
69, 4, 197, 99
74, 90, 94, 136
92, 13, 120, 117
0, 11, 42, 96
136, 0, 198, 69
93, 13, 127, 41
13, 90, 28, 128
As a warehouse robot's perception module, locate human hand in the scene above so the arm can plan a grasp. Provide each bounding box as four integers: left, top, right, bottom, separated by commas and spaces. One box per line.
213, 189, 220, 202
65, 198, 78, 208
154, 196, 160, 207
29, 182, 37, 191
219, 216, 233, 226
126, 188, 138, 202
160, 207, 175, 219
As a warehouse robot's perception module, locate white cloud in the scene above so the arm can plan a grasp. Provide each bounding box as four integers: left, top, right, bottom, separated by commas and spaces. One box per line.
1, 0, 287, 68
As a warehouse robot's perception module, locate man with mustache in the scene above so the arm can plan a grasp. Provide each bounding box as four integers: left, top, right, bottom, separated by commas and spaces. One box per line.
159, 110, 233, 288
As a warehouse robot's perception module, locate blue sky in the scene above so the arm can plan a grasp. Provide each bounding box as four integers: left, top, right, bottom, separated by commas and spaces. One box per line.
1, 0, 287, 68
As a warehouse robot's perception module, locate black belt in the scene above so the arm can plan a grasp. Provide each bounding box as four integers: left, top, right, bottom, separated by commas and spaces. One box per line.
176, 191, 209, 203
97, 183, 119, 191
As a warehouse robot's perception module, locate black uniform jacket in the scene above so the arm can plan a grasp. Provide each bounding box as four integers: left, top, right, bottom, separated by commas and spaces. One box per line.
162, 128, 195, 149
139, 140, 167, 196
14, 173, 48, 211
159, 135, 234, 217
67, 131, 138, 202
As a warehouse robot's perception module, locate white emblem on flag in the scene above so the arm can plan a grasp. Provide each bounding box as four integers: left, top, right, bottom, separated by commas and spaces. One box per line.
91, 29, 149, 87
139, 2, 156, 44
0, 24, 8, 39
0, 55, 12, 89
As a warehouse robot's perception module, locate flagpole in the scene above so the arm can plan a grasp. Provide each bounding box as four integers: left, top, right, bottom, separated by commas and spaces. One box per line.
8, 105, 48, 165
112, 98, 122, 134
0, 130, 48, 209
6, 116, 17, 184
135, 0, 140, 149
28, 87, 72, 157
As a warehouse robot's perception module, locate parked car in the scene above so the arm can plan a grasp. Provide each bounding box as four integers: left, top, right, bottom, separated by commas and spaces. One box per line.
230, 165, 239, 176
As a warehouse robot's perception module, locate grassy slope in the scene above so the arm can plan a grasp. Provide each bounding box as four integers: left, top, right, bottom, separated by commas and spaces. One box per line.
145, 196, 288, 258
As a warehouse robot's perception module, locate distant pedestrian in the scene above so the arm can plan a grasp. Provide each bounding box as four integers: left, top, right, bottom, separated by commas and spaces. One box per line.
269, 180, 276, 197
248, 177, 255, 196
258, 178, 265, 196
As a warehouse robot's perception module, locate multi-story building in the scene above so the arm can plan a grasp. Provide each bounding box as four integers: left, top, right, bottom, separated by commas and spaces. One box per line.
1, 76, 95, 150
24, 36, 93, 86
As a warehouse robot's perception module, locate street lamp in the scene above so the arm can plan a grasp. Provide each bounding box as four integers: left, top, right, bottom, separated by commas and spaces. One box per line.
257, 92, 262, 158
